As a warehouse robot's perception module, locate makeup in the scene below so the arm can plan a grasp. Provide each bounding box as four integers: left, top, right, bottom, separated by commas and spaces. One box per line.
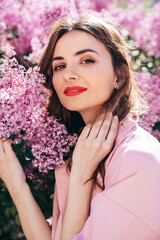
64, 86, 87, 96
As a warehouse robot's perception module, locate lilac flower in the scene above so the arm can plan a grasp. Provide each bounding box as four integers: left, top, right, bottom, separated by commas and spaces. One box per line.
0, 49, 77, 174
0, 0, 78, 59
29, 114, 77, 173
138, 72, 160, 135
0, 0, 159, 141
99, 1, 160, 57
0, 53, 49, 143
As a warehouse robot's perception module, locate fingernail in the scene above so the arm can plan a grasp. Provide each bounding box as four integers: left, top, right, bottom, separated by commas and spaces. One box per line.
114, 115, 118, 121
108, 112, 113, 117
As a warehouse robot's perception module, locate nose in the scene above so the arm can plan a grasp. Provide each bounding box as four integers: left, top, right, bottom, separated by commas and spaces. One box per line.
63, 66, 79, 81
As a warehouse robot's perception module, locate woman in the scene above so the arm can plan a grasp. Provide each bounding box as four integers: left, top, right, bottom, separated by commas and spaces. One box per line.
0, 14, 160, 240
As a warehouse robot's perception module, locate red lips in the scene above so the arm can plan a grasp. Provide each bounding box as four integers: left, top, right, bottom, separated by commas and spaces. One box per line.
64, 86, 87, 96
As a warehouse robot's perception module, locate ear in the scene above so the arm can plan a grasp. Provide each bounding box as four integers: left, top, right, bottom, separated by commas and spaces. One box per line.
114, 64, 127, 89
115, 80, 120, 89
114, 75, 120, 90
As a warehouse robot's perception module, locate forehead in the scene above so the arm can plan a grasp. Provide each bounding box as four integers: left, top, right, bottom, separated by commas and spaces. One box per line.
53, 30, 107, 56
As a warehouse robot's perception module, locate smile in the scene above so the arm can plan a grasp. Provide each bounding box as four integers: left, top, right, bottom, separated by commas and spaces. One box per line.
64, 86, 87, 96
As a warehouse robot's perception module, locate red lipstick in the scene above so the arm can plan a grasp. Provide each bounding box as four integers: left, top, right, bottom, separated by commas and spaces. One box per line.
64, 86, 87, 96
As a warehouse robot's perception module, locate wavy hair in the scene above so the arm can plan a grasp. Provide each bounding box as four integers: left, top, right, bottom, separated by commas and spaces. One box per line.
38, 14, 148, 189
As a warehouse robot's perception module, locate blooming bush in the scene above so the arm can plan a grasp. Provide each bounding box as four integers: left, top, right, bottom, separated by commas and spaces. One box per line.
0, 48, 78, 238
138, 72, 160, 139
0, 1, 160, 239
0, 48, 77, 174
0, 0, 78, 61
1, 1, 159, 139
0, 48, 48, 142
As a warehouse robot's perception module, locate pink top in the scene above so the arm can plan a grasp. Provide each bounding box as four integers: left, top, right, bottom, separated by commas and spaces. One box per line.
51, 118, 160, 240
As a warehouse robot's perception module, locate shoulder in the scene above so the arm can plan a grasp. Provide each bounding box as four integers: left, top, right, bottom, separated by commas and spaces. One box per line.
120, 122, 160, 170
119, 126, 160, 175
104, 118, 160, 188
96, 121, 160, 236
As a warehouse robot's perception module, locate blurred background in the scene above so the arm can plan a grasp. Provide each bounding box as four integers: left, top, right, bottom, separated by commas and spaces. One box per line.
0, 0, 160, 239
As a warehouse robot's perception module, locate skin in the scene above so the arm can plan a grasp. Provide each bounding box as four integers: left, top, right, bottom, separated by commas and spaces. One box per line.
52, 30, 117, 124
0, 30, 119, 240
52, 31, 119, 239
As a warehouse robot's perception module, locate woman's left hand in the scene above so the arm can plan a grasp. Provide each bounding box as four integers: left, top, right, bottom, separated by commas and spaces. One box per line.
61, 113, 119, 240
71, 113, 119, 184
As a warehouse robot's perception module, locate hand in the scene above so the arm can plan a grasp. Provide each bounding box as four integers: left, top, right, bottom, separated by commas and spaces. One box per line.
71, 113, 119, 184
0, 139, 26, 193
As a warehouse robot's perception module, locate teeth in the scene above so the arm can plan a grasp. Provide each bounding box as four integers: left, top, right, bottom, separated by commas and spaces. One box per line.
68, 89, 81, 92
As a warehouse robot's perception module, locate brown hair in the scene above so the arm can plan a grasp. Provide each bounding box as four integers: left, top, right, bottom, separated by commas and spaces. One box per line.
39, 14, 148, 189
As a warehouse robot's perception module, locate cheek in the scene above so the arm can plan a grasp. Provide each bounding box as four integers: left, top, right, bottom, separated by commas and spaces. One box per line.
52, 76, 59, 92
91, 69, 115, 100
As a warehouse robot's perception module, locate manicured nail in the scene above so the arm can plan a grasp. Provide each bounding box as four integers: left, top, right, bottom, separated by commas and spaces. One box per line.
114, 115, 118, 121
108, 112, 113, 117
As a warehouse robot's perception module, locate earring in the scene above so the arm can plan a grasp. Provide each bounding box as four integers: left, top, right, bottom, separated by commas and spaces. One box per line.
115, 82, 120, 89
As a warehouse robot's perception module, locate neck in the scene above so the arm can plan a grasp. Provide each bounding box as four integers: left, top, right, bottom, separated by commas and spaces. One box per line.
79, 107, 104, 125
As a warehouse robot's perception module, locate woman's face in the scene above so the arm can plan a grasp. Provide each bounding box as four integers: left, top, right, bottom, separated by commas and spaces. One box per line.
52, 30, 117, 123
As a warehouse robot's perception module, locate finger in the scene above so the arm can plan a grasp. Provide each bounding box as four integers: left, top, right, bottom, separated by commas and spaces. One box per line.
0, 139, 5, 159
104, 115, 119, 150
96, 113, 113, 141
87, 113, 106, 139
8, 139, 13, 144
3, 140, 16, 160
79, 124, 92, 140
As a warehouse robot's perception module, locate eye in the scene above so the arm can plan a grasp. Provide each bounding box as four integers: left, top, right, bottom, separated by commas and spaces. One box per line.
53, 64, 65, 72
81, 59, 95, 64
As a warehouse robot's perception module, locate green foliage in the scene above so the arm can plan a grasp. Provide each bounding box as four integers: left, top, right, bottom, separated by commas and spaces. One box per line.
0, 180, 25, 240
0, 167, 55, 240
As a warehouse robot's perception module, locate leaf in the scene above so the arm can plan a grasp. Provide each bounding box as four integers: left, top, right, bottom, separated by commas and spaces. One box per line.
15, 215, 21, 226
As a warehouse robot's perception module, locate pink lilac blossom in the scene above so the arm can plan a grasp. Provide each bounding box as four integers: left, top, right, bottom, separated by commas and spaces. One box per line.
0, 1, 159, 140
0, 0, 159, 57
0, 54, 49, 143
29, 0, 160, 62
28, 0, 78, 62
29, 114, 77, 172
99, 1, 160, 57
1, 43, 16, 58
0, 0, 33, 55
124, 2, 160, 57
138, 72, 160, 137
1, 0, 159, 58
0, 0, 78, 59
0, 48, 77, 173
152, 130, 160, 141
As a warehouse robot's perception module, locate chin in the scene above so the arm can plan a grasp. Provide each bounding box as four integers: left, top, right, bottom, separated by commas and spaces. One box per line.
62, 104, 84, 112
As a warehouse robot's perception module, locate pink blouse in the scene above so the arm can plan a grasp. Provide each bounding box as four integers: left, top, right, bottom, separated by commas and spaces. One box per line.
51, 118, 160, 240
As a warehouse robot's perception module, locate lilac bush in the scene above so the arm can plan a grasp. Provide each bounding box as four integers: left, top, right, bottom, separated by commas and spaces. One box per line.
0, 2, 159, 238
0, 47, 77, 175
30, 114, 77, 173
0, 48, 49, 143
1, 0, 159, 58
0, 0, 159, 142
0, 0, 78, 60
138, 72, 160, 139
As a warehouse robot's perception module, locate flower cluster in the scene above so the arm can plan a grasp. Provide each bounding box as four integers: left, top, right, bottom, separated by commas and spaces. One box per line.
116, 1, 160, 57
29, 114, 77, 173
0, 51, 49, 142
0, 49, 77, 174
138, 71, 160, 139
0, 0, 159, 140
0, 0, 78, 61
1, 0, 160, 58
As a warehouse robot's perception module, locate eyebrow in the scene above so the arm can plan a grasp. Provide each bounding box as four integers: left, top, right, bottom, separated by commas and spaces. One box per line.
52, 48, 99, 62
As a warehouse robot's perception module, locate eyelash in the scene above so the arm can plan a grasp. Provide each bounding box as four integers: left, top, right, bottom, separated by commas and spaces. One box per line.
53, 59, 95, 72
53, 65, 65, 72
82, 59, 95, 64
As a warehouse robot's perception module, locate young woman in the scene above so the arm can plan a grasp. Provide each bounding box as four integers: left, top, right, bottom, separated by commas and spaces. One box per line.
0, 14, 160, 240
